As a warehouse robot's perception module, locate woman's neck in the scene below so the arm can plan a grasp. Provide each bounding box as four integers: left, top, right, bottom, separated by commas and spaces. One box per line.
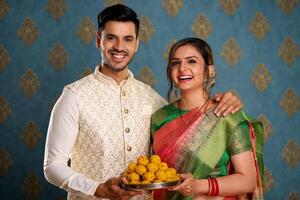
179, 89, 209, 110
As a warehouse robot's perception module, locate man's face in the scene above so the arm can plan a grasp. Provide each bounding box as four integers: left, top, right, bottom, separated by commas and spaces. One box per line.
97, 21, 139, 72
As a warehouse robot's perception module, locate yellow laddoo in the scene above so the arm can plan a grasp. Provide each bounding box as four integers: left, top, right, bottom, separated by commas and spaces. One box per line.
158, 162, 168, 171
129, 172, 140, 181
141, 180, 151, 184
146, 162, 159, 173
135, 164, 147, 176
150, 154, 161, 164
155, 170, 167, 182
143, 171, 155, 182
130, 180, 140, 184
137, 155, 149, 166
127, 162, 137, 173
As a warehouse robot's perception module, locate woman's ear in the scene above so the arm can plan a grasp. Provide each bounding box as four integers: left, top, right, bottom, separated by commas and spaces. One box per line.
96, 32, 101, 48
208, 65, 216, 79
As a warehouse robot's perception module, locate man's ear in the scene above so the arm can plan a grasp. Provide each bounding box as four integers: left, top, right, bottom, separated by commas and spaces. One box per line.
96, 32, 101, 48
135, 37, 139, 52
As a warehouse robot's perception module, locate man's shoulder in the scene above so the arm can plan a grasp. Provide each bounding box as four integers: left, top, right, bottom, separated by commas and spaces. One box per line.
65, 74, 95, 91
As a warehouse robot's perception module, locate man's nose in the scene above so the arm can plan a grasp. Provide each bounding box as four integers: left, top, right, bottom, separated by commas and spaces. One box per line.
113, 40, 125, 51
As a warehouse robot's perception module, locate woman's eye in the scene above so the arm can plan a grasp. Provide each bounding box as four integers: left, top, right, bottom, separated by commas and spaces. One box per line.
171, 61, 180, 66
188, 59, 197, 64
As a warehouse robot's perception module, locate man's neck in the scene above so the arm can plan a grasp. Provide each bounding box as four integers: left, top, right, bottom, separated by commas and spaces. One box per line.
100, 65, 129, 85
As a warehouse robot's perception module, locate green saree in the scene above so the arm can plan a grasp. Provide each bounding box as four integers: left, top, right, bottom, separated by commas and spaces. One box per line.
151, 103, 264, 200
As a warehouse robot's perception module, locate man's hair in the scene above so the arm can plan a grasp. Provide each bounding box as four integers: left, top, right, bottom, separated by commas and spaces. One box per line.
97, 4, 140, 37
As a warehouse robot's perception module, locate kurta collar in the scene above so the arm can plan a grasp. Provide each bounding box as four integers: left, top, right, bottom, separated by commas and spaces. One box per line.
93, 65, 134, 87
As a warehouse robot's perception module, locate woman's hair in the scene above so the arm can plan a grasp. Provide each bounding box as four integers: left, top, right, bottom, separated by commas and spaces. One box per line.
166, 37, 215, 101
97, 4, 140, 37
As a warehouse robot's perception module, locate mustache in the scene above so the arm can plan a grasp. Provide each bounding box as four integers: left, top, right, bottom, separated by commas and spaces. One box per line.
108, 48, 128, 55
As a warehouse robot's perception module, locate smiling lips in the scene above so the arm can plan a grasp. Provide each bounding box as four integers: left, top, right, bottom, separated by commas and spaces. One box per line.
178, 75, 193, 82
110, 51, 128, 62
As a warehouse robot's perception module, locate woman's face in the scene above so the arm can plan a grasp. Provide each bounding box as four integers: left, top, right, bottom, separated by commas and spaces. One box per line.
170, 44, 206, 92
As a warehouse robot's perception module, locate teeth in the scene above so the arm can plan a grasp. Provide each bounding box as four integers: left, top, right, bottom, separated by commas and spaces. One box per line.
179, 75, 192, 80
112, 54, 125, 58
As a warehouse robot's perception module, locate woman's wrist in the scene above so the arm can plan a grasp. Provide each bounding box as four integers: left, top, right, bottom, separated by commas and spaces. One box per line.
94, 183, 106, 198
192, 178, 210, 195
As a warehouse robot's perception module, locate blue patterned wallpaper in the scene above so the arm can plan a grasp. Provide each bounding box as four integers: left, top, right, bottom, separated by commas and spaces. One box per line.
0, 0, 300, 199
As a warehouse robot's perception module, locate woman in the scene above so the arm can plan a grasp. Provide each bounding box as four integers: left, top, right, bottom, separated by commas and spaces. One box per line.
151, 38, 263, 200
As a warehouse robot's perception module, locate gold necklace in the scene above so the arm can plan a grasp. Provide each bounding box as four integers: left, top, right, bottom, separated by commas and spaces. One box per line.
178, 97, 210, 125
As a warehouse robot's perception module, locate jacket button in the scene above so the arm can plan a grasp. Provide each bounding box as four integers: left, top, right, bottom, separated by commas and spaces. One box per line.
124, 108, 129, 114
125, 128, 130, 133
122, 91, 126, 96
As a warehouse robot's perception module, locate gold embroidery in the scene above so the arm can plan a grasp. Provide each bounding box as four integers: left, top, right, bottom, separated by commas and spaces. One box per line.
249, 12, 271, 40
263, 167, 275, 193
277, 0, 299, 14
278, 37, 300, 66
282, 139, 300, 168
47, 0, 67, 20
280, 88, 300, 117
163, 39, 176, 61
20, 121, 42, 149
48, 42, 68, 70
0, 96, 11, 124
76, 16, 96, 45
104, 0, 123, 7
20, 69, 40, 97
0, 44, 10, 71
251, 63, 272, 91
219, 0, 240, 15
140, 16, 155, 43
137, 66, 156, 87
162, 0, 183, 17
192, 14, 212, 39
221, 38, 242, 67
21, 172, 43, 199
0, 147, 12, 176
258, 114, 273, 143
17, 17, 39, 45
0, 0, 10, 20
80, 67, 93, 79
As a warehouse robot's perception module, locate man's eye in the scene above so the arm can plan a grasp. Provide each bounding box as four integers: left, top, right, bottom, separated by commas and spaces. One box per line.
107, 36, 115, 41
125, 38, 133, 42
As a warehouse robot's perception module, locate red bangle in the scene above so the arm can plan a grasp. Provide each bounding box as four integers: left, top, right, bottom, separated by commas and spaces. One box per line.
207, 178, 219, 196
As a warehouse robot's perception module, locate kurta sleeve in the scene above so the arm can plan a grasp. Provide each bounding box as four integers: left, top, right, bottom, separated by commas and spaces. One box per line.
43, 88, 100, 196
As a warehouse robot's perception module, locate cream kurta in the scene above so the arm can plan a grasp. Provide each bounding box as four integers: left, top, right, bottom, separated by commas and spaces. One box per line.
44, 66, 167, 199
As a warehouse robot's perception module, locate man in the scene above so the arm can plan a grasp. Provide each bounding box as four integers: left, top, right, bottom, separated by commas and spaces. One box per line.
43, 4, 242, 200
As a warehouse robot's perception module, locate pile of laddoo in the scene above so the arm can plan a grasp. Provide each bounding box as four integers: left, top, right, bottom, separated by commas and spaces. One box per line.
123, 154, 180, 184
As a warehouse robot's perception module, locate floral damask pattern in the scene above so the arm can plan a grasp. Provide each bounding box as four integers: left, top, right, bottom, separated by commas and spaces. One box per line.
282, 139, 300, 168
17, 18, 39, 45
286, 192, 300, 200
162, 0, 183, 16
277, 0, 299, 14
219, 0, 240, 15
280, 88, 300, 117
139, 16, 155, 43
104, 0, 123, 7
20, 122, 41, 149
0, 147, 12, 176
48, 42, 68, 70
279, 37, 300, 66
47, 0, 67, 20
263, 167, 275, 193
251, 63, 272, 91
21, 172, 43, 200
221, 38, 242, 67
76, 16, 96, 44
80, 67, 93, 79
0, 96, 11, 124
258, 114, 273, 143
19, 69, 40, 97
163, 39, 176, 61
0, 0, 10, 20
249, 12, 271, 40
192, 14, 212, 39
137, 66, 156, 87
0, 44, 10, 71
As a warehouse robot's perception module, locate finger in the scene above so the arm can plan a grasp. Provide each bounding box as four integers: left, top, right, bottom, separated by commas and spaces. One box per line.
215, 96, 235, 116
221, 104, 235, 117
230, 104, 241, 114
213, 93, 223, 101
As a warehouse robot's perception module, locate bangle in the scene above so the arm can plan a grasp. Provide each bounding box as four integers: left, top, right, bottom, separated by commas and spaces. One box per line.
207, 178, 219, 196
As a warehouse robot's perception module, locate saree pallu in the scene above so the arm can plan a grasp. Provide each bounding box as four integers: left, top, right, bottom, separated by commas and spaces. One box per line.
151, 105, 264, 200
